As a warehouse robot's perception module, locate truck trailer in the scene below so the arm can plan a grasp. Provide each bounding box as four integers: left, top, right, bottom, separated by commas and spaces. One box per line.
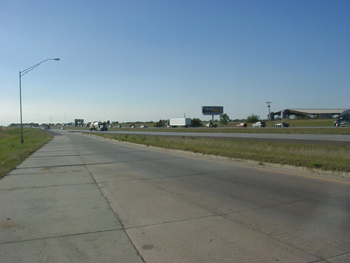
169, 118, 191, 127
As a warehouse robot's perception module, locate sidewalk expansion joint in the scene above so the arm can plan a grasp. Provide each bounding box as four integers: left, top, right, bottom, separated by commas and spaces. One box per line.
124, 214, 218, 230
1, 182, 95, 190
0, 229, 123, 245
29, 154, 80, 158
14, 163, 87, 170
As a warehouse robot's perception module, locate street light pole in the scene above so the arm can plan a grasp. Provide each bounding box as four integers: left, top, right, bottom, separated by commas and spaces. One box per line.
19, 71, 23, 143
19, 58, 60, 143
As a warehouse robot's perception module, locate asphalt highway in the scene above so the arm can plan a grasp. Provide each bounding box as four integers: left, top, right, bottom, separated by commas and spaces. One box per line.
1, 130, 348, 262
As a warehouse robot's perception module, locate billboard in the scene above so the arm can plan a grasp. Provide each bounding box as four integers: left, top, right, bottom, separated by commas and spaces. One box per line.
202, 106, 223, 115
75, 119, 84, 126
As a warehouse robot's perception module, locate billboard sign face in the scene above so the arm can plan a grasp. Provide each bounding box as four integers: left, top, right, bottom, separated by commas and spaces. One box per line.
202, 106, 223, 115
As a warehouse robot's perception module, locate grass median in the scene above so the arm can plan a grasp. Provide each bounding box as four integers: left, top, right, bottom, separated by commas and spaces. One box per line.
104, 127, 349, 135
0, 127, 53, 178
91, 133, 349, 173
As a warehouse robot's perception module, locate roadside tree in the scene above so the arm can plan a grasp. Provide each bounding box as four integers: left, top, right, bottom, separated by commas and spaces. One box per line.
154, 120, 163, 127
220, 113, 230, 124
246, 114, 260, 123
191, 118, 202, 127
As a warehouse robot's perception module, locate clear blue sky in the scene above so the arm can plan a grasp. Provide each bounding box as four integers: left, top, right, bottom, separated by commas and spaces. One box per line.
1, 0, 349, 125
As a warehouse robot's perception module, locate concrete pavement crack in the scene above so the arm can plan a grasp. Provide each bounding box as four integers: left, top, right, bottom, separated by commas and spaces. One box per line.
144, 179, 333, 262
72, 141, 147, 263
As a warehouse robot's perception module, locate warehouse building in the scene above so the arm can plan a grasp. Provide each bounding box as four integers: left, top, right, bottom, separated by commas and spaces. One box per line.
270, 108, 346, 120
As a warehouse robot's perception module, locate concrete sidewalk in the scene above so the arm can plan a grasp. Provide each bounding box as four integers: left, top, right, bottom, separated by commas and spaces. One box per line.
0, 135, 143, 263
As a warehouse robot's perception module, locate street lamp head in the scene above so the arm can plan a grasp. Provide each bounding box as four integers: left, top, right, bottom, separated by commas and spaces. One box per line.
54, 58, 60, 61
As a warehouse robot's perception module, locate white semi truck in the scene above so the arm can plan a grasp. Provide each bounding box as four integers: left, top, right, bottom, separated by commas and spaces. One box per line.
169, 118, 191, 128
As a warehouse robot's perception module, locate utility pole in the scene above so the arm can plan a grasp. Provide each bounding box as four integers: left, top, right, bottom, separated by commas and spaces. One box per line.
266, 102, 272, 120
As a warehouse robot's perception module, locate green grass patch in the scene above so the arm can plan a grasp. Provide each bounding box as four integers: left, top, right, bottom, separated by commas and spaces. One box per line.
168, 127, 349, 135
102, 126, 349, 135
0, 127, 53, 178
91, 133, 350, 173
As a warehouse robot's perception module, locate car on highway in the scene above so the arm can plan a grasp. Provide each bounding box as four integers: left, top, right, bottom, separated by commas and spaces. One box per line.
252, 121, 266, 128
140, 125, 148, 128
237, 122, 247, 128
205, 122, 217, 128
274, 122, 289, 127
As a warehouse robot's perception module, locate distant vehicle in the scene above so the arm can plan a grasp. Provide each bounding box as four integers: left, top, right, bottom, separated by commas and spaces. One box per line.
89, 121, 108, 131
274, 122, 289, 127
334, 109, 350, 127
169, 118, 191, 128
237, 122, 247, 128
108, 125, 113, 128
205, 122, 217, 128
42, 124, 50, 129
140, 125, 148, 128
61, 126, 65, 130
252, 121, 266, 128
117, 125, 122, 128
130, 125, 135, 128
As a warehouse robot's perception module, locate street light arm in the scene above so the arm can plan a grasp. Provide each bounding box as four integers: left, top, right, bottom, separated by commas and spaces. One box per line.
20, 58, 60, 76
